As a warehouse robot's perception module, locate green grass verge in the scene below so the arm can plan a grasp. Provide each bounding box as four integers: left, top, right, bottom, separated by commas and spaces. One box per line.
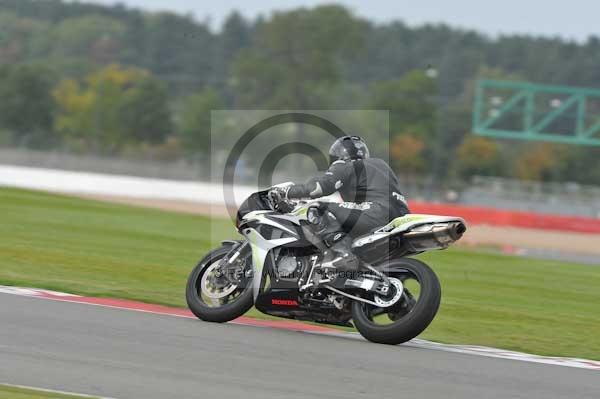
1, 188, 599, 360
0, 384, 98, 399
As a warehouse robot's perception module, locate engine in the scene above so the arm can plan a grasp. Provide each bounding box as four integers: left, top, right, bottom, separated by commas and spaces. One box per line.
277, 255, 298, 277
274, 248, 303, 278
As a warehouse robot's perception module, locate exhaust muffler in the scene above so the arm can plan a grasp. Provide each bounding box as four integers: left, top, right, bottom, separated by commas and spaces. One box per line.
403, 222, 467, 252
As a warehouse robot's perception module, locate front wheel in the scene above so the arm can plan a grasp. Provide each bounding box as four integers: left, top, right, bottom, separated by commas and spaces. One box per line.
186, 244, 254, 323
351, 258, 441, 345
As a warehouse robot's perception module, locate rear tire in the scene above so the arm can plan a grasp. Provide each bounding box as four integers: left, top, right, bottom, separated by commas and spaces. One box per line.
351, 258, 441, 345
186, 245, 253, 323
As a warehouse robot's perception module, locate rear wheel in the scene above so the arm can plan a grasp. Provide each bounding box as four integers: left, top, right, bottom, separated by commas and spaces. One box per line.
186, 245, 253, 323
351, 258, 441, 345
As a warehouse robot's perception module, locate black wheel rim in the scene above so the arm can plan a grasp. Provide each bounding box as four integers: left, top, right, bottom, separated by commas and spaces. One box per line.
360, 269, 422, 327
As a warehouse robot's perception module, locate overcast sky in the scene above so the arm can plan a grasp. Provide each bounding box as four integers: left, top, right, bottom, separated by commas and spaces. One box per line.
74, 0, 598, 42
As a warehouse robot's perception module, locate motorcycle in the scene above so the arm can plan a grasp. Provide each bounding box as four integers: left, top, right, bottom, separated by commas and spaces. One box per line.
186, 184, 466, 344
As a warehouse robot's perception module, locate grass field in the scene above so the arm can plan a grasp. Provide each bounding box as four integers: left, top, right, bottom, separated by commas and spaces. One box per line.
1, 187, 599, 360
0, 384, 97, 399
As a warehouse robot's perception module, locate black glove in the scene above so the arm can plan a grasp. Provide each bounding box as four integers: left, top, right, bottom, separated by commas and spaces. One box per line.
268, 187, 295, 213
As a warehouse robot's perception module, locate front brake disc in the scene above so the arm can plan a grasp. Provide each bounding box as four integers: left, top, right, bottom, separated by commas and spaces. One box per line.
201, 262, 238, 299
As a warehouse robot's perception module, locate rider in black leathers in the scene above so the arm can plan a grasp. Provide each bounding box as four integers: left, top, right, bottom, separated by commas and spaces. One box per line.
272, 136, 410, 272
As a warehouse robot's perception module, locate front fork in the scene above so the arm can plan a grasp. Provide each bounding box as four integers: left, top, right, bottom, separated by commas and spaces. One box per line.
222, 241, 247, 264
219, 241, 251, 283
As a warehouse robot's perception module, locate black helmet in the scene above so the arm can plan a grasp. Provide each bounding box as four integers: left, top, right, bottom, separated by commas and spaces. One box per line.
328, 136, 370, 164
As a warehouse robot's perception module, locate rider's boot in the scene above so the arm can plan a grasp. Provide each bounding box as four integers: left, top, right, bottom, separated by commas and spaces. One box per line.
321, 233, 360, 273
312, 207, 360, 275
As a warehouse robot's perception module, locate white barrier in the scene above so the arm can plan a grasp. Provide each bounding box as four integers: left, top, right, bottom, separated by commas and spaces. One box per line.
0, 164, 256, 206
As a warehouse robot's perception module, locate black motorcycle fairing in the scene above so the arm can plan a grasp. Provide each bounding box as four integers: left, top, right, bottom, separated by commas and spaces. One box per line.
254, 282, 352, 326
236, 190, 272, 228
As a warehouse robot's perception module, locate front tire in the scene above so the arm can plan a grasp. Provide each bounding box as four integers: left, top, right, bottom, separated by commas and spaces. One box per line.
186, 245, 253, 323
351, 258, 441, 345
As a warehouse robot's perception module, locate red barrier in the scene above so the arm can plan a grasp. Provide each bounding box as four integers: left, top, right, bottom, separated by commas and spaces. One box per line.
409, 201, 600, 234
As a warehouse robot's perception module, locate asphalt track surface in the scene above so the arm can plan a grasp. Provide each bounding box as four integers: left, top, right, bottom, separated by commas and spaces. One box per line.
1, 293, 599, 399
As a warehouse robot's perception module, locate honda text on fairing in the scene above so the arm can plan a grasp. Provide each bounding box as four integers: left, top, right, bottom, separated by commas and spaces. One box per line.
186, 185, 466, 344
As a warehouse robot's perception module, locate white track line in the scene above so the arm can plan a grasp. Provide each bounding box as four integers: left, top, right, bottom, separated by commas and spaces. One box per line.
1, 286, 599, 371
0, 382, 118, 399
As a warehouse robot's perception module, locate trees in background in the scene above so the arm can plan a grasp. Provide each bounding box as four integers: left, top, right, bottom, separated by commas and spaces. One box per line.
0, 1, 599, 184
179, 88, 223, 157
53, 64, 171, 154
142, 12, 216, 94
369, 71, 437, 175
0, 11, 57, 69
52, 15, 126, 65
455, 137, 503, 178
390, 135, 426, 175
231, 5, 368, 108
369, 71, 436, 139
514, 144, 566, 181
0, 64, 56, 146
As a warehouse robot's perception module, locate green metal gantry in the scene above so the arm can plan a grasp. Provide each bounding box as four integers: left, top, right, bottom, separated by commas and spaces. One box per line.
473, 79, 600, 146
